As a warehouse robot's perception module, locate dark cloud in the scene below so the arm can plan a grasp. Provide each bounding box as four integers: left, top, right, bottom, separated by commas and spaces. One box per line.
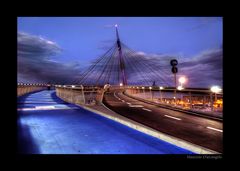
176, 48, 222, 87
161, 48, 221, 87
127, 48, 222, 88
18, 32, 81, 84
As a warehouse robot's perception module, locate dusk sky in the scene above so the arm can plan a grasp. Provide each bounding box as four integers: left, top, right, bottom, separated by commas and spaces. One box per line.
17, 17, 223, 88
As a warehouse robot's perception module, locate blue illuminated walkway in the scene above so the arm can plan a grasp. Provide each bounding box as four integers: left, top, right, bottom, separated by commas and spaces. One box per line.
17, 90, 194, 154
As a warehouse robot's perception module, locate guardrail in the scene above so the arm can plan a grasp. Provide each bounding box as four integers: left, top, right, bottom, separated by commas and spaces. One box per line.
55, 84, 222, 117
124, 86, 223, 117
55, 85, 105, 105
17, 83, 48, 97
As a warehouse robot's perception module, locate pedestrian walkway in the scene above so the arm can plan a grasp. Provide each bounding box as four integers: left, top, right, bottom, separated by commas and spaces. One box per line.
17, 90, 194, 154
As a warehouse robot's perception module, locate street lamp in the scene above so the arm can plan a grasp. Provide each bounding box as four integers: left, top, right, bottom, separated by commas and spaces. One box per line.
177, 85, 184, 90
177, 86, 184, 107
149, 86, 153, 101
142, 87, 145, 98
210, 86, 222, 111
80, 85, 85, 104
159, 86, 164, 102
211, 86, 222, 101
179, 77, 186, 85
179, 77, 187, 107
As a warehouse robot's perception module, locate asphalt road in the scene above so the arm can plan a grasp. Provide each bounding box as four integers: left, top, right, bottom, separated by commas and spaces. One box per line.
103, 90, 223, 153
17, 90, 194, 154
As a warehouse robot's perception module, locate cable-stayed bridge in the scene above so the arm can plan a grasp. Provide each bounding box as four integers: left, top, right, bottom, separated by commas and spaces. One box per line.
17, 26, 222, 154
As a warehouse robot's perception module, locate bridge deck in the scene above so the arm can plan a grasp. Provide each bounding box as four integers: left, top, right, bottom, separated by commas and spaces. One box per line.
17, 90, 194, 154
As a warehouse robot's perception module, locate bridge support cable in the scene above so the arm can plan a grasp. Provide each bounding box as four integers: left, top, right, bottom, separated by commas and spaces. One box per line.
77, 44, 117, 85
144, 59, 174, 85
121, 44, 170, 86
123, 44, 169, 85
120, 43, 166, 85
85, 45, 115, 85
77, 44, 116, 85
74, 26, 174, 87
95, 45, 119, 86
121, 48, 155, 85
121, 43, 171, 86
93, 46, 117, 85
103, 49, 119, 85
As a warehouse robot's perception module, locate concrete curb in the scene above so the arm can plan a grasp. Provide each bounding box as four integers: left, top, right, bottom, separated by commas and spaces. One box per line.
76, 103, 220, 154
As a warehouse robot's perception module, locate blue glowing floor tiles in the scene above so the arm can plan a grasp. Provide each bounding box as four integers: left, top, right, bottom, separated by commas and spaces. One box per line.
17, 90, 194, 154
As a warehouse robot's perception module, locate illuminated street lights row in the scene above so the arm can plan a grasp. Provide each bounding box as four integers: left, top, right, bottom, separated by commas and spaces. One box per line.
17, 83, 50, 86
129, 86, 164, 90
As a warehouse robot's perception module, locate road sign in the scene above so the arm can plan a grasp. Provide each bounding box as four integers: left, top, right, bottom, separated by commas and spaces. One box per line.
172, 66, 178, 74
170, 59, 178, 66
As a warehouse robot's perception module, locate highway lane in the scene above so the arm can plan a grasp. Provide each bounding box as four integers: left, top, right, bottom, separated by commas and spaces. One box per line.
103, 91, 223, 153
17, 90, 194, 154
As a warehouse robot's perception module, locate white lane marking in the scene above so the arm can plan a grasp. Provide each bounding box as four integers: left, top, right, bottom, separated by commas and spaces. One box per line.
129, 105, 144, 108
121, 100, 125, 102
114, 91, 119, 99
142, 108, 152, 112
206, 127, 223, 132
114, 91, 122, 101
164, 115, 182, 121
126, 102, 131, 105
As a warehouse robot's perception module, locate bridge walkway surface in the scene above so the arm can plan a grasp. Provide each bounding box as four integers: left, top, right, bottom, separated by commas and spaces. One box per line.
17, 90, 194, 154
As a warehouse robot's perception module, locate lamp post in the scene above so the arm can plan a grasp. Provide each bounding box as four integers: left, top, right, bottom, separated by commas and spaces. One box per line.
142, 87, 145, 99
119, 83, 123, 91
177, 85, 184, 107
149, 86, 153, 101
210, 86, 222, 111
80, 85, 85, 104
178, 77, 186, 107
71, 85, 75, 102
159, 86, 163, 103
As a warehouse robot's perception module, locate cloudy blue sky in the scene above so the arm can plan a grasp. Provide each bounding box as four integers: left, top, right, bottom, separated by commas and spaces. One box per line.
17, 17, 222, 88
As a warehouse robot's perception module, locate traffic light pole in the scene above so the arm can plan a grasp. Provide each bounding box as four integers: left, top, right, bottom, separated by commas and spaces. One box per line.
170, 59, 178, 107
174, 73, 177, 106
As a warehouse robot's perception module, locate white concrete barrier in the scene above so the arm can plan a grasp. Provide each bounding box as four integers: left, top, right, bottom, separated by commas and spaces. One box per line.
17, 85, 46, 97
